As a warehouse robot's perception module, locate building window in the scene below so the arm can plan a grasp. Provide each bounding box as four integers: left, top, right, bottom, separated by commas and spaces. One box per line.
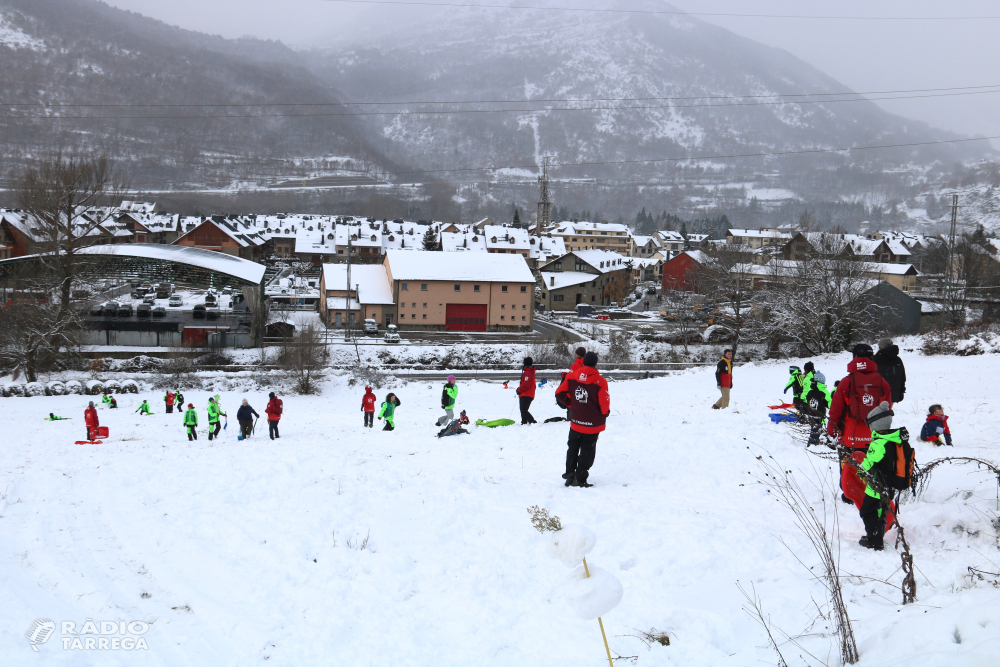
522, 316, 526, 321
553, 295, 564, 301
411, 313, 416, 319
423, 314, 427, 318
401, 302, 405, 307
411, 302, 416, 307
520, 285, 527, 292
502, 285, 508, 293
454, 284, 461, 291
501, 316, 505, 320
501, 304, 505, 309
401, 282, 408, 291
423, 303, 427, 307
522, 304, 526, 309
421, 283, 428, 291
474, 284, 480, 292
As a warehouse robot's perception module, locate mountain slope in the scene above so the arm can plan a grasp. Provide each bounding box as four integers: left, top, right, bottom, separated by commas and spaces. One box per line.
0, 0, 397, 189
307, 1, 980, 183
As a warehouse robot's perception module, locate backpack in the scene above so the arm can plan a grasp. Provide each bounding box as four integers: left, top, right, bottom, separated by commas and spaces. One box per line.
877, 427, 915, 490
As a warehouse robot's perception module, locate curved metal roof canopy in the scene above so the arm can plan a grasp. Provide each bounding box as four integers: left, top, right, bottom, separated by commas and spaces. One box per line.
0, 243, 266, 287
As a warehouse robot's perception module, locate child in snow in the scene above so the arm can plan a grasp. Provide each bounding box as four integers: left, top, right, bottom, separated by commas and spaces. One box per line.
919, 404, 952, 446
784, 365, 805, 409
516, 357, 537, 424
437, 410, 470, 437
136, 400, 152, 415
84, 401, 99, 441
102, 394, 113, 406
378, 393, 401, 431
436, 376, 458, 426
236, 399, 259, 440
183, 403, 198, 441
207, 397, 226, 441
163, 390, 176, 414
48, 413, 66, 421
108, 396, 118, 409
361, 386, 377, 428
266, 392, 283, 440
175, 391, 184, 414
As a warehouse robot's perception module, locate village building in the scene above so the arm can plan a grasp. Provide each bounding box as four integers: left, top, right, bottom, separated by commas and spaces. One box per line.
537, 249, 632, 311
319, 263, 396, 329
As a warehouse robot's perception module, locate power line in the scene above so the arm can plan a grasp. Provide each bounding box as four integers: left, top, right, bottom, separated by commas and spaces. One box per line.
321, 0, 1000, 21
6, 88, 1000, 120
5, 83, 1000, 108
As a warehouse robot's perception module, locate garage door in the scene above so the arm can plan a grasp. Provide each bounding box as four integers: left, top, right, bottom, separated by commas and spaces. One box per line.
445, 304, 488, 331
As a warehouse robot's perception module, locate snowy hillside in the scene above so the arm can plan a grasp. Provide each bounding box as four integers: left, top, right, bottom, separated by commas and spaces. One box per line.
1, 352, 998, 663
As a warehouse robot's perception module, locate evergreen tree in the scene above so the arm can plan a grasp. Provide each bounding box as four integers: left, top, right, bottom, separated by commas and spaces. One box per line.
512, 208, 521, 228
422, 226, 437, 251
680, 222, 690, 250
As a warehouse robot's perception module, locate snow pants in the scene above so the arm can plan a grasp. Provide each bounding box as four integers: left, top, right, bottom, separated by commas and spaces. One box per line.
382, 419, 395, 431
436, 408, 454, 426
519, 396, 536, 424
166, 403, 173, 414
859, 495, 885, 549
269, 419, 280, 439
713, 386, 730, 409
208, 421, 221, 440
565, 430, 599, 483
364, 412, 374, 428
187, 425, 198, 441
239, 420, 253, 439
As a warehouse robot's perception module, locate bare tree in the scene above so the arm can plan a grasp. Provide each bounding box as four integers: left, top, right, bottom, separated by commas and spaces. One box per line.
602, 265, 634, 306
0, 300, 81, 382
278, 322, 327, 394
16, 152, 130, 318
700, 243, 756, 362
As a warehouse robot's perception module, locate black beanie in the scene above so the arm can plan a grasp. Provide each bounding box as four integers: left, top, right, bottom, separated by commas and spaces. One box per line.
269, 391, 275, 398
583, 351, 598, 367
524, 356, 533, 367
804, 361, 815, 373
852, 343, 874, 359
575, 347, 586, 358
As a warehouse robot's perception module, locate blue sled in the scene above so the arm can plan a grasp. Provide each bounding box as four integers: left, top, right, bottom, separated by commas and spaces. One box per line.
769, 413, 798, 424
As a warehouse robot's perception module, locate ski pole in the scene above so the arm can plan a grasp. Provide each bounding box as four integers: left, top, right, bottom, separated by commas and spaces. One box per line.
252, 417, 258, 435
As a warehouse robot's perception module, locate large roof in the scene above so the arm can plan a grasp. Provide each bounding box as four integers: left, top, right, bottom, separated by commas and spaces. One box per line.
385, 249, 534, 282
321, 264, 394, 304
540, 271, 597, 290
75, 243, 266, 284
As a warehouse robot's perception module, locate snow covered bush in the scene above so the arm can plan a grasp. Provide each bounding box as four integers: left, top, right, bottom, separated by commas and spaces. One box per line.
64, 380, 83, 395
922, 324, 1000, 356
45, 381, 66, 396
25, 382, 45, 397
85, 380, 105, 395
120, 379, 139, 394
4, 384, 25, 397
103, 379, 122, 394
564, 564, 623, 620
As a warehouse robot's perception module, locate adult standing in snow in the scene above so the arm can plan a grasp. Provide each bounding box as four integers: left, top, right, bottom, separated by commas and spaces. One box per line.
84, 401, 99, 441
361, 386, 377, 428
828, 343, 892, 506
378, 393, 401, 431
163, 390, 175, 414
184, 403, 198, 441
266, 391, 283, 440
555, 351, 610, 487
516, 357, 537, 425
711, 349, 733, 410
207, 396, 226, 441
873, 338, 906, 404
236, 399, 259, 440
436, 375, 458, 427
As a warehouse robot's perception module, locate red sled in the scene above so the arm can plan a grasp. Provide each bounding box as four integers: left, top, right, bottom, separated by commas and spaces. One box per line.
841, 450, 896, 530
88, 426, 109, 439
768, 403, 795, 410
74, 440, 103, 445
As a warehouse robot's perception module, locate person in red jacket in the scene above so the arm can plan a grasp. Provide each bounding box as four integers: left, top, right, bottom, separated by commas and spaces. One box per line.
569, 347, 586, 374
84, 400, 99, 441
361, 386, 377, 428
555, 351, 610, 488
265, 391, 283, 440
516, 357, 537, 425
827, 343, 892, 507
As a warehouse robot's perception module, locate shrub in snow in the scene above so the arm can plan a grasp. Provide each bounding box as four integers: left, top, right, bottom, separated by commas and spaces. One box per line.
45, 381, 66, 396
563, 565, 623, 620
120, 379, 139, 394
86, 380, 105, 395
64, 380, 83, 395
547, 524, 596, 568
4, 384, 25, 397
104, 379, 122, 394
25, 382, 45, 397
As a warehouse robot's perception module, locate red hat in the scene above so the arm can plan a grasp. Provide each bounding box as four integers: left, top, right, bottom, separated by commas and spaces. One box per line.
188, 403, 194, 408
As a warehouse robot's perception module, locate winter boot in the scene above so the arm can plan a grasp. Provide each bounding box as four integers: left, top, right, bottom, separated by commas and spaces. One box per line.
858, 535, 884, 551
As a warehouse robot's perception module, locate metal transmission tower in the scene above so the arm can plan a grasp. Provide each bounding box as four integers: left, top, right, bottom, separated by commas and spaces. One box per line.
536, 155, 552, 236
945, 193, 963, 325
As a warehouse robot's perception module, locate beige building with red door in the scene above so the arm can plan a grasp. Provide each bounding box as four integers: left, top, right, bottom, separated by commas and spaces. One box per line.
382, 250, 535, 331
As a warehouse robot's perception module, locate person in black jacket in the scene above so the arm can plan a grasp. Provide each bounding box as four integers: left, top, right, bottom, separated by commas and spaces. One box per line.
236, 398, 260, 440
874, 338, 906, 403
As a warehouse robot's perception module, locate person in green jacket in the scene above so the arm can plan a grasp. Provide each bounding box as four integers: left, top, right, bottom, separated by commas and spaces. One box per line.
175, 391, 184, 416
378, 393, 401, 431
136, 400, 152, 415
102, 394, 112, 406
783, 366, 805, 408
207, 396, 226, 441
183, 402, 198, 441
435, 375, 458, 426
800, 361, 833, 445
857, 401, 900, 551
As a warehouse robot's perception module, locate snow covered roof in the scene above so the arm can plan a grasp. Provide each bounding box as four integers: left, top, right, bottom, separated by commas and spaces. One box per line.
676, 250, 710, 265
385, 249, 534, 282
441, 231, 487, 253
540, 271, 597, 290
551, 221, 632, 236
727, 228, 790, 239
866, 263, 918, 276
71, 243, 266, 284
321, 264, 395, 304
570, 249, 630, 272
325, 297, 361, 311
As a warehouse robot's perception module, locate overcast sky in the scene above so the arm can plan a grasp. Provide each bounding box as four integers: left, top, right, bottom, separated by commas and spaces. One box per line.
102, 0, 1000, 140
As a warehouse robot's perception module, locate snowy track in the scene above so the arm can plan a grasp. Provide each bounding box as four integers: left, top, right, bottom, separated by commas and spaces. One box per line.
1, 353, 999, 664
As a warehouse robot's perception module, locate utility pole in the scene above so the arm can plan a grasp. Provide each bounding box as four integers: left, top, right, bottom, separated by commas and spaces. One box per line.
345, 225, 352, 337
945, 193, 960, 324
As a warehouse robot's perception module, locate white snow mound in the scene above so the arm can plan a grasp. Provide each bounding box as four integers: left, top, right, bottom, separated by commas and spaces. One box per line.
547, 524, 596, 567
564, 564, 623, 620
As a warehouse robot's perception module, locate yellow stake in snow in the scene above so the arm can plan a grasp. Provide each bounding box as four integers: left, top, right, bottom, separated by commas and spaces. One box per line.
582, 557, 614, 667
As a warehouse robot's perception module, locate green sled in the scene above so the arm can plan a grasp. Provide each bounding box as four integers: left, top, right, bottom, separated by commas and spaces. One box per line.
475, 418, 515, 428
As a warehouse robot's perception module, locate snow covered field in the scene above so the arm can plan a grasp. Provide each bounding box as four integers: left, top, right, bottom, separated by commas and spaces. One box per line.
1, 352, 999, 665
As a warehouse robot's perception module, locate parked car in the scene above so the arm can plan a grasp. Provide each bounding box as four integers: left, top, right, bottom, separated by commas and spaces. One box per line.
204, 294, 218, 306
206, 307, 220, 320
117, 303, 134, 317
142, 294, 156, 305
155, 289, 170, 299
168, 295, 183, 307
192, 304, 207, 319
103, 302, 120, 316
363, 318, 378, 333
384, 324, 400, 343
90, 302, 106, 316
71, 289, 90, 300
136, 303, 152, 317
152, 305, 166, 318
